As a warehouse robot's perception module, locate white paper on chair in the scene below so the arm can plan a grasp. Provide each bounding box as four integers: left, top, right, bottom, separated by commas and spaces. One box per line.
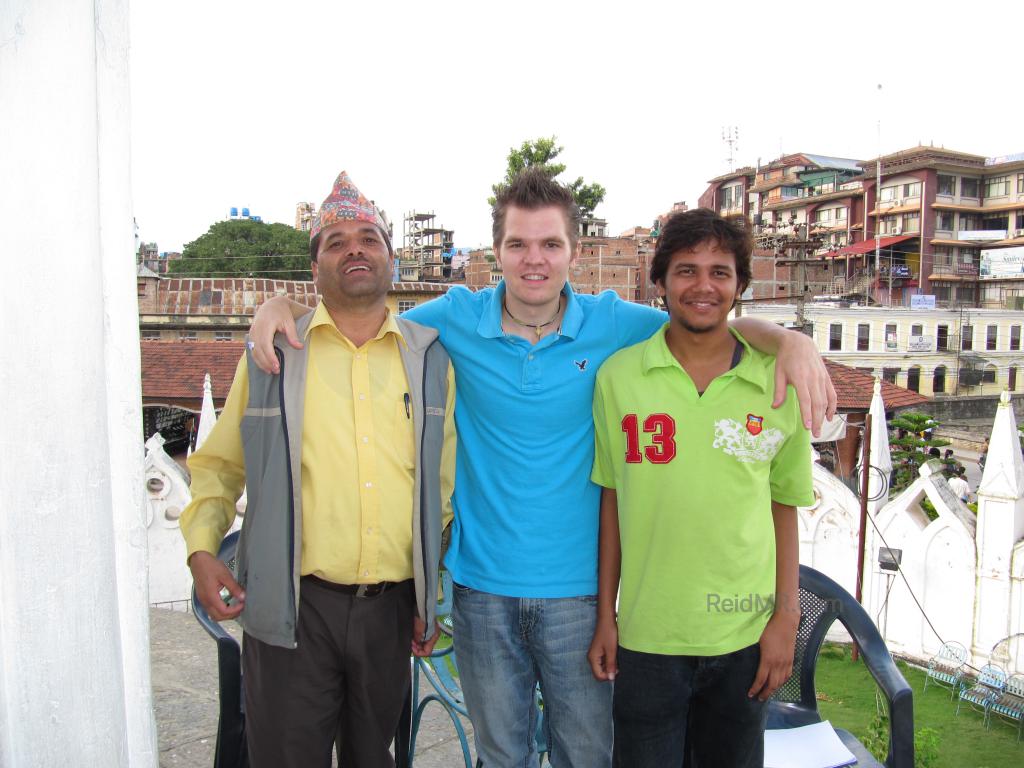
763, 721, 856, 768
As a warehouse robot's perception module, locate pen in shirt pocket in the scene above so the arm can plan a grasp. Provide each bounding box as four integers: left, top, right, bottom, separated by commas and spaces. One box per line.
403, 392, 411, 419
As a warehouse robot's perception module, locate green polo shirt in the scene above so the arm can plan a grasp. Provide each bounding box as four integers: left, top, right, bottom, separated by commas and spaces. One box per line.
591, 325, 814, 656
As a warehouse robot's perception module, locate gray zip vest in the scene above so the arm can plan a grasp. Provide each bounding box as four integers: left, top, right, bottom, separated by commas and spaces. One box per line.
235, 311, 450, 648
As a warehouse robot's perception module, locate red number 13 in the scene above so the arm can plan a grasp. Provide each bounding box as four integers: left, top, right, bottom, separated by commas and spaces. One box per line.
621, 413, 677, 464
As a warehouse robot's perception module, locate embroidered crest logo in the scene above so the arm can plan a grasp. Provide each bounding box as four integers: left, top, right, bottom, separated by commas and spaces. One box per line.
574, 359, 588, 371
746, 413, 763, 436
713, 418, 784, 463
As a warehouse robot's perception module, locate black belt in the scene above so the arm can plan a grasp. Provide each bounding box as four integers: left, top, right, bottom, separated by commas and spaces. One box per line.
302, 574, 407, 598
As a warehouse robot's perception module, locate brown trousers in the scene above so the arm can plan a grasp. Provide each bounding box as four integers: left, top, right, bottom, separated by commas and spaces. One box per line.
242, 578, 414, 768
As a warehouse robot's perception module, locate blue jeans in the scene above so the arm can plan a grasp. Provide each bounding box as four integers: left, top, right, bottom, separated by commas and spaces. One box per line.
612, 643, 767, 768
452, 585, 613, 768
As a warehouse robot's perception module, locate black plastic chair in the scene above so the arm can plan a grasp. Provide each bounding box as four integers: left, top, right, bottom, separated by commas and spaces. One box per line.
191, 531, 248, 768
766, 565, 914, 768
191, 530, 413, 768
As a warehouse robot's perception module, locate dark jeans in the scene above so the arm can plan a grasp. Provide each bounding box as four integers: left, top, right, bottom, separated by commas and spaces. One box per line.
612, 643, 767, 768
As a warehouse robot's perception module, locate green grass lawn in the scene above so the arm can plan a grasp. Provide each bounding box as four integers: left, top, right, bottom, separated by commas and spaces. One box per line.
815, 644, 1021, 767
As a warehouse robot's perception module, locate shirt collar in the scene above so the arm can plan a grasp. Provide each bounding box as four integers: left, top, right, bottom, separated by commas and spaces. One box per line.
306, 301, 406, 348
477, 280, 580, 340
641, 324, 768, 392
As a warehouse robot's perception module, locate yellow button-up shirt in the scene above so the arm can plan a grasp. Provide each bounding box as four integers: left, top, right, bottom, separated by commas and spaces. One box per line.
181, 303, 456, 584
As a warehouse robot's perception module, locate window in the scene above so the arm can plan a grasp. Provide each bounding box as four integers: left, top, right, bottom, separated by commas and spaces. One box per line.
1011, 325, 1021, 351
961, 325, 973, 351
883, 368, 899, 384
1011, 366, 1018, 392
903, 182, 922, 198
814, 209, 833, 224
179, 331, 197, 341
214, 331, 232, 342
141, 330, 161, 341
829, 323, 843, 351
959, 214, 982, 231
879, 185, 899, 202
935, 211, 954, 231
880, 216, 900, 234
937, 325, 949, 351
397, 300, 416, 314
937, 174, 957, 196
933, 366, 946, 394
857, 323, 870, 351
1019, 174, 1024, 195
983, 366, 997, 384
961, 177, 980, 198
933, 247, 953, 266
981, 213, 1009, 231
907, 367, 921, 393
987, 325, 998, 351
885, 323, 897, 350
911, 324, 923, 336
984, 176, 1010, 198
902, 212, 920, 233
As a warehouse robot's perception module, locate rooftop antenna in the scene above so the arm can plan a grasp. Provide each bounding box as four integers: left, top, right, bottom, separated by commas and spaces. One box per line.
722, 126, 739, 171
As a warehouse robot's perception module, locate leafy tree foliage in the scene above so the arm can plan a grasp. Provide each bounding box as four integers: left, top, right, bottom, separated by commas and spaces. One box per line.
170, 219, 311, 279
489, 136, 607, 218
887, 411, 955, 494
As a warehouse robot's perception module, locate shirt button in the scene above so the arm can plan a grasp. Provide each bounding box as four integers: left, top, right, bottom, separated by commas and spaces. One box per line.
528, 354, 534, 360
362, 436, 369, 443
363, 570, 369, 577
355, 353, 362, 360
365, 481, 372, 488
358, 393, 366, 400
366, 527, 373, 534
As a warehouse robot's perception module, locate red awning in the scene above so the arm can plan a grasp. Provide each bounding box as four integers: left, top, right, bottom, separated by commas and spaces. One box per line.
833, 235, 914, 256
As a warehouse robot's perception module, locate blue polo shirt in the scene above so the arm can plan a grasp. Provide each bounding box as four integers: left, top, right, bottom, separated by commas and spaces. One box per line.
406, 283, 665, 597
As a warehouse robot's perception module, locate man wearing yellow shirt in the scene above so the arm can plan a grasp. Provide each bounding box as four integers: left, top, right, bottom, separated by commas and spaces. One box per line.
180, 171, 456, 768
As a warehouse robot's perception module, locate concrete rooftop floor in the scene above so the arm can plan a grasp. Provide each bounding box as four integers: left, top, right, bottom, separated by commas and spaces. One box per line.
150, 607, 475, 767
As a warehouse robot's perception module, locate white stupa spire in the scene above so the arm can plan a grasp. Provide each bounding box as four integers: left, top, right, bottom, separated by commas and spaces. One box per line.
190, 373, 217, 456
978, 391, 1024, 500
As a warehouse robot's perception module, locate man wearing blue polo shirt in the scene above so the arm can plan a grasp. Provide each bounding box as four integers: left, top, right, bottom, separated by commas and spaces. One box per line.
247, 168, 836, 767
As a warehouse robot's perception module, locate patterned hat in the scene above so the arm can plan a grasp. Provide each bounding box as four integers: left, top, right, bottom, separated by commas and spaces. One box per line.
310, 170, 390, 248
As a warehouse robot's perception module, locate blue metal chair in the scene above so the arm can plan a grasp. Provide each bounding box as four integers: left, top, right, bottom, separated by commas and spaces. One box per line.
956, 663, 1008, 723
988, 673, 1024, 742
767, 565, 914, 768
192, 530, 412, 767
922, 641, 969, 700
409, 571, 547, 767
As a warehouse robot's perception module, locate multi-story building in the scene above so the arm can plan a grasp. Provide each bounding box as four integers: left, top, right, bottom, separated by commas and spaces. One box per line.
699, 154, 866, 303
464, 248, 500, 289
700, 146, 1024, 309
744, 303, 1024, 398
137, 242, 182, 275
295, 202, 315, 233
858, 147, 1024, 308
401, 210, 454, 282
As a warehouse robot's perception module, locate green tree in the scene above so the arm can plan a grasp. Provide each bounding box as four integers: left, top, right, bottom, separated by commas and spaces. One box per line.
887, 411, 954, 496
489, 136, 607, 219
170, 219, 312, 279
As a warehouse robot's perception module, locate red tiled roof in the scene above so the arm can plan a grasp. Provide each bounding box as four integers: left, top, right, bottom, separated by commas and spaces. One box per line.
141, 341, 245, 402
824, 359, 930, 411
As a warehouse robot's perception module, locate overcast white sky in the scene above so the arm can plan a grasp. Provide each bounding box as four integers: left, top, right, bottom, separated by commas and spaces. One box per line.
130, 0, 1020, 256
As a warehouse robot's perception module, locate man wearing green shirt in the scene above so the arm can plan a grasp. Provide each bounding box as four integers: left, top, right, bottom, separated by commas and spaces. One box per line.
587, 208, 814, 767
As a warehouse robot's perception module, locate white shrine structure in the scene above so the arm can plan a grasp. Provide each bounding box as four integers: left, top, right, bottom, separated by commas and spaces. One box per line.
797, 383, 1024, 674
144, 374, 243, 609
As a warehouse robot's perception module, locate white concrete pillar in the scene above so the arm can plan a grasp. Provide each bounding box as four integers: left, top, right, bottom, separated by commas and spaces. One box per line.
0, 1, 157, 765
973, 391, 1024, 664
